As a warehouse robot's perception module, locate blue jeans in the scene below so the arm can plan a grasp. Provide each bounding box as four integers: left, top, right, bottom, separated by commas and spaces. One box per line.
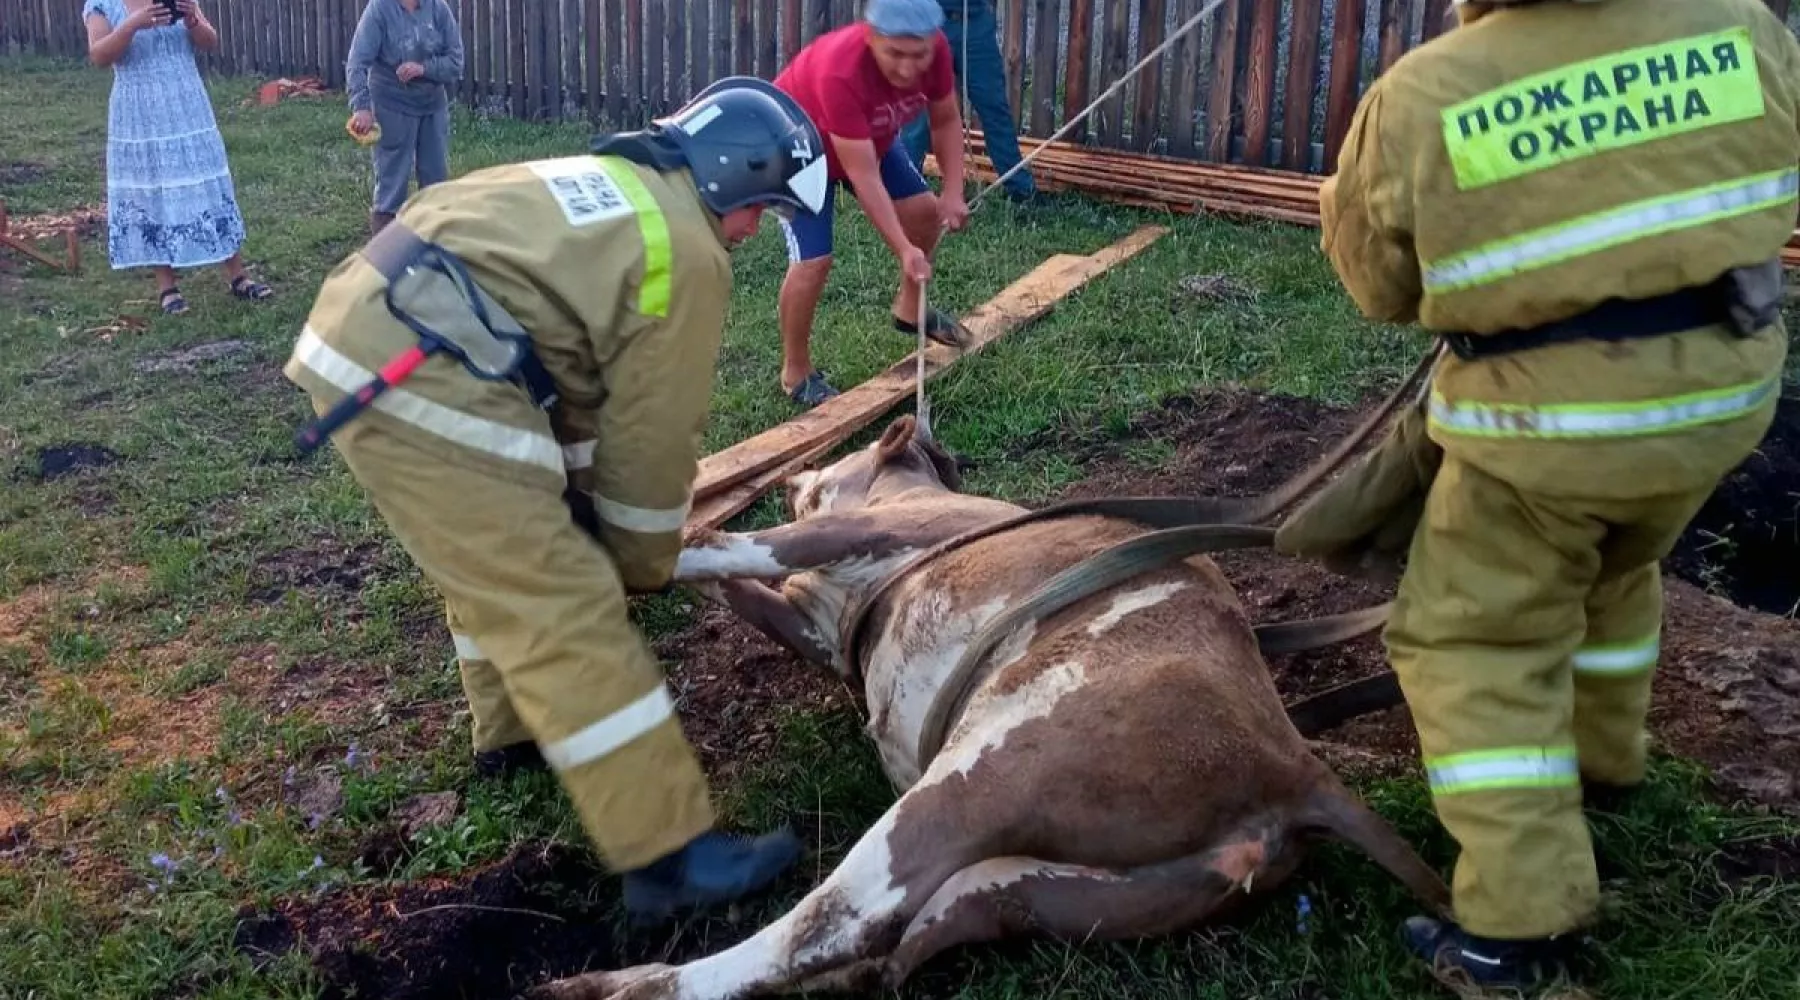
900, 0, 1036, 198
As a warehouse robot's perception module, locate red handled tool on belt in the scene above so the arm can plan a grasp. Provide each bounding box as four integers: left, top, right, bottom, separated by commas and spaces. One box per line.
294, 336, 442, 454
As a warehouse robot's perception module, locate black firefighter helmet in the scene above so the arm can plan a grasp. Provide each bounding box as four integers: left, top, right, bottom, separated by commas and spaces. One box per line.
591, 76, 828, 220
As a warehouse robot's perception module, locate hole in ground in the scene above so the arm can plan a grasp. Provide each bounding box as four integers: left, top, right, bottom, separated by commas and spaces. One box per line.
1667, 394, 1800, 616
28, 442, 119, 482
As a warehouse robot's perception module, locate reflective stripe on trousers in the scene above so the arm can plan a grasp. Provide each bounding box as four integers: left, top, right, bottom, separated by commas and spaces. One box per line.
1426, 746, 1581, 796
1429, 375, 1779, 440
1424, 167, 1800, 293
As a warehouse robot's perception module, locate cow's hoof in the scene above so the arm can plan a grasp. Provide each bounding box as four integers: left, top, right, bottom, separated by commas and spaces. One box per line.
525, 965, 675, 1000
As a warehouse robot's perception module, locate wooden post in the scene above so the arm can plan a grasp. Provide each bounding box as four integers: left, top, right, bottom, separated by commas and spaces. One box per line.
1283, 0, 1324, 170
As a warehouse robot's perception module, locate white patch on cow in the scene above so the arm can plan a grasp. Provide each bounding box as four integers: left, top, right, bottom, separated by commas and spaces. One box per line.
1085, 580, 1189, 637
787, 547, 924, 670
813, 482, 841, 514
928, 656, 1089, 782
672, 810, 907, 1000
860, 591, 1024, 788
673, 535, 788, 580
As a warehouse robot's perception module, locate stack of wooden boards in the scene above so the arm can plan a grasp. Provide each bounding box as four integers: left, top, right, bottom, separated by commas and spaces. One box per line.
684, 225, 1168, 530
928, 130, 1800, 268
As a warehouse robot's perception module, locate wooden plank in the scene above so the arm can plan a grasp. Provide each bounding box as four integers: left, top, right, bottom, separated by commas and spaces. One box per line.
1420, 0, 1451, 42
565, 0, 583, 111
1028, 0, 1062, 138
1771, 0, 1794, 20
806, 0, 831, 44
669, 0, 688, 103
1133, 0, 1167, 152
488, 0, 504, 110
1003, 0, 1025, 129
1167, 0, 1204, 157
1377, 0, 1412, 77
735, 0, 752, 74
1283, 0, 1324, 169
648, 0, 665, 115
586, 0, 604, 120
757, 0, 777, 78
1097, 0, 1128, 146
689, 226, 1172, 525
691, 0, 711, 90
1240, 0, 1278, 166
1063, 0, 1094, 143
713, 0, 732, 91
606, 0, 624, 125
781, 0, 801, 65
626, 0, 644, 124
1203, 0, 1241, 161
1323, 0, 1366, 169
510, 0, 527, 119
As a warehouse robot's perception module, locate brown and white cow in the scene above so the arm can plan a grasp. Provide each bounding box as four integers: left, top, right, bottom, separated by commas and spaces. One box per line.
532, 414, 1450, 1000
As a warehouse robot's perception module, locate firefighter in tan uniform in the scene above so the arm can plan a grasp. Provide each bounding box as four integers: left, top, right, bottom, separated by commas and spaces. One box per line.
282, 77, 832, 921
1284, 0, 1800, 990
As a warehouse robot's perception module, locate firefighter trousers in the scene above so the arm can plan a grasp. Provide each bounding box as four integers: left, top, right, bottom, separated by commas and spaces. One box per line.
322, 410, 717, 873
1383, 453, 1715, 940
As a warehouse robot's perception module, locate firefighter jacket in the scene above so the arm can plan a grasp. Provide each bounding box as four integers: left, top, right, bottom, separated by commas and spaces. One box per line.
284, 155, 733, 591
1319, 0, 1797, 500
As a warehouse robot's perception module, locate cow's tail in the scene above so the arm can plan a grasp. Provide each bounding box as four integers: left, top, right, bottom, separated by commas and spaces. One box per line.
1293, 771, 1452, 918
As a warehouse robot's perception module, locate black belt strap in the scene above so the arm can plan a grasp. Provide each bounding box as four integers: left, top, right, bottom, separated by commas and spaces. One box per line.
1439, 283, 1729, 361
359, 221, 562, 412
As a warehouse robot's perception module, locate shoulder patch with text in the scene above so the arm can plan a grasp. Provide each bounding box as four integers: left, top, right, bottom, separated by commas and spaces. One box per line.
528, 157, 636, 227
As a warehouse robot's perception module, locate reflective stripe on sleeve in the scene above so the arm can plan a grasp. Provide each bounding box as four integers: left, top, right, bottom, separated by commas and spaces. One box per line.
541, 686, 677, 772
1424, 168, 1799, 293
1572, 634, 1659, 675
291, 326, 566, 474
1428, 375, 1778, 440
594, 492, 691, 534
594, 158, 673, 319
1426, 746, 1580, 795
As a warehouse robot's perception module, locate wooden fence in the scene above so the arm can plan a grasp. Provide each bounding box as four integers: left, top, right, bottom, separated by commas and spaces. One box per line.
5, 0, 1798, 175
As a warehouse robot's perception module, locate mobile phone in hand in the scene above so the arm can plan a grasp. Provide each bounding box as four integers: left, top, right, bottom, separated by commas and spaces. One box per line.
157, 0, 184, 22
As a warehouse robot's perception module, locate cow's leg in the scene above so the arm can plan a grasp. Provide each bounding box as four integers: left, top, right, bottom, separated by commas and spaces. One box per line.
688, 578, 835, 667
882, 829, 1289, 990
529, 796, 985, 1000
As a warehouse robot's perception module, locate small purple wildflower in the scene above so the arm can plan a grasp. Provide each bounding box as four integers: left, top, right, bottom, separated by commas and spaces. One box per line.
1296, 893, 1313, 935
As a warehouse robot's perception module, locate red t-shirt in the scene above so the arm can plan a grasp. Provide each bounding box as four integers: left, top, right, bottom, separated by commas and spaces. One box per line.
773, 23, 954, 181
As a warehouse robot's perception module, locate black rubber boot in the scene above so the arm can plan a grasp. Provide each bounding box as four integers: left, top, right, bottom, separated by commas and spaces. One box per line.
472, 741, 547, 779
1403, 914, 1571, 995
621, 829, 803, 924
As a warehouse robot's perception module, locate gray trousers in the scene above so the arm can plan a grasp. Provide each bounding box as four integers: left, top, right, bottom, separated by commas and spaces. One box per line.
371, 103, 450, 214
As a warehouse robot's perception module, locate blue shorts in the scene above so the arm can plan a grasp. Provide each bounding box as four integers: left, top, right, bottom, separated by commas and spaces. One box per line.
779, 141, 932, 263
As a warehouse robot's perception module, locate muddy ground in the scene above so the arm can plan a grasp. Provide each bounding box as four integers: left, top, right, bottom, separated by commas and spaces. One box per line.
233, 385, 1800, 999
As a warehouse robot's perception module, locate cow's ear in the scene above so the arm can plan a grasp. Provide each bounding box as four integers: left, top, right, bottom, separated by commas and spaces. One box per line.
875, 415, 917, 465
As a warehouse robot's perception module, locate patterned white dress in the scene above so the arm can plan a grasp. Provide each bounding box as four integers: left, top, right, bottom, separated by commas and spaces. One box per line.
82, 0, 247, 269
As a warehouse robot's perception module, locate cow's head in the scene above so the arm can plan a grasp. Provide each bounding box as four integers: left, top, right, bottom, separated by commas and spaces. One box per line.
784, 415, 969, 520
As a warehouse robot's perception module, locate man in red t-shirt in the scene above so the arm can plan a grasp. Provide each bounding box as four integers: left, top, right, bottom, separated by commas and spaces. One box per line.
771, 0, 970, 407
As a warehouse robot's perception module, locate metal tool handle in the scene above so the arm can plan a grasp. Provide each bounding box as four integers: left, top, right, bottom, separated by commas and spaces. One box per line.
293, 344, 432, 454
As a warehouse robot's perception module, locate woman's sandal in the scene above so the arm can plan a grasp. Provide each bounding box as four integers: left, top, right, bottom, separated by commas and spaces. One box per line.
159, 286, 189, 315
230, 274, 274, 301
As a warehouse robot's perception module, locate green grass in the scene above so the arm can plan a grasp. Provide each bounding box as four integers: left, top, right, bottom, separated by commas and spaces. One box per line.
2, 51, 1797, 1000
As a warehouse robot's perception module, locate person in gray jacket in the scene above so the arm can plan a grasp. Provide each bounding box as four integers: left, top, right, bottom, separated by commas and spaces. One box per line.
345, 0, 464, 236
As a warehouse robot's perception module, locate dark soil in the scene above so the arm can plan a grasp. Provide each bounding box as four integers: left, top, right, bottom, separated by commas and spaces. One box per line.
232, 842, 619, 1000
248, 538, 389, 603
28, 442, 118, 482
0, 161, 48, 186
1714, 834, 1800, 882
1665, 393, 1800, 616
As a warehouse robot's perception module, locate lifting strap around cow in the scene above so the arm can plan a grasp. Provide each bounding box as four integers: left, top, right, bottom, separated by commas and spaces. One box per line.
838, 342, 1448, 766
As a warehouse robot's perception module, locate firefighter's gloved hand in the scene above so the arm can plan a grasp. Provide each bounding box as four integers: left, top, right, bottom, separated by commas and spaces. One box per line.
1274, 400, 1442, 585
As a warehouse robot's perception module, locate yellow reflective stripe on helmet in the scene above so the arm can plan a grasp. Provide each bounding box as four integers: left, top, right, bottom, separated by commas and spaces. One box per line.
1572, 634, 1659, 675
1426, 746, 1580, 795
593, 157, 673, 319
1441, 25, 1764, 190
1425, 168, 1799, 293
1429, 375, 1778, 440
